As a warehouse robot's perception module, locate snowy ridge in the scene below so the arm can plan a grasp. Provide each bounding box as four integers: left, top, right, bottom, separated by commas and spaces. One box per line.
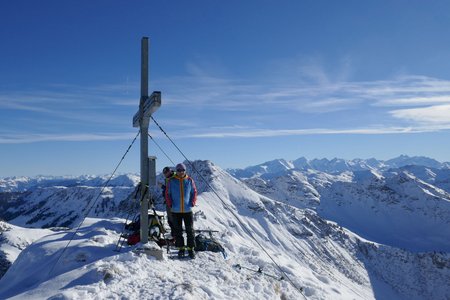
0, 159, 449, 299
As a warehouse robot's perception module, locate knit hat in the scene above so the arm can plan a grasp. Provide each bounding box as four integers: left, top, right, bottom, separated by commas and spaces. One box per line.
176, 163, 186, 171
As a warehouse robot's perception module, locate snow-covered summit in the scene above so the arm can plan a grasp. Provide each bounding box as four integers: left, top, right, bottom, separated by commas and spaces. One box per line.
0, 159, 449, 299
227, 158, 294, 179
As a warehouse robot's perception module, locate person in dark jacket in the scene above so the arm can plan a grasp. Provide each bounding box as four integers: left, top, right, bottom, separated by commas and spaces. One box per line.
161, 166, 175, 239
165, 163, 198, 258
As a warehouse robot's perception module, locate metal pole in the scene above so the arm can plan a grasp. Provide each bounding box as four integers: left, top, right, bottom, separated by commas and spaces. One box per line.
140, 37, 149, 244
141, 37, 149, 99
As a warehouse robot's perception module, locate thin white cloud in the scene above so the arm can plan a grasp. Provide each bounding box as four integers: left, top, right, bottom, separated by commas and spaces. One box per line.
182, 126, 439, 139
0, 99, 54, 113
161, 71, 450, 117
377, 96, 450, 106
303, 97, 360, 113
183, 127, 428, 138
0, 132, 138, 144
3, 70, 450, 143
2, 123, 449, 144
0, 85, 138, 127
4, 73, 450, 118
390, 104, 450, 125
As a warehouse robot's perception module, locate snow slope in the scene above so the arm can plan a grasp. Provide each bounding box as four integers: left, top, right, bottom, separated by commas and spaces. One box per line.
319, 169, 450, 252
0, 218, 310, 299
0, 221, 53, 279
0, 160, 449, 299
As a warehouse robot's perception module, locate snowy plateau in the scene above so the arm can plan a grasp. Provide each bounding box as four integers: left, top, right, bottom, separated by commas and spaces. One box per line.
0, 155, 449, 300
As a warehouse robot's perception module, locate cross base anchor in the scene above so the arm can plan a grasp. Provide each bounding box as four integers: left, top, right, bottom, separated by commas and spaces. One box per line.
133, 242, 165, 260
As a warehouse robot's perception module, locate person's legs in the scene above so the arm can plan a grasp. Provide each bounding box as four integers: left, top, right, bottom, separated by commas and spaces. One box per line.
172, 213, 184, 249
184, 212, 196, 258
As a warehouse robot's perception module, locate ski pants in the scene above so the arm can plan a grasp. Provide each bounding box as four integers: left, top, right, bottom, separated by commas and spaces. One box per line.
172, 212, 195, 249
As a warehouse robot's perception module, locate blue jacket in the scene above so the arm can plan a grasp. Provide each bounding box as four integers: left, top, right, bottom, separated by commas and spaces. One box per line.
165, 174, 197, 213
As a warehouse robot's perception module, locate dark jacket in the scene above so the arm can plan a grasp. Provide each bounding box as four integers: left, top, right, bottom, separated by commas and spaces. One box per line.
161, 172, 175, 200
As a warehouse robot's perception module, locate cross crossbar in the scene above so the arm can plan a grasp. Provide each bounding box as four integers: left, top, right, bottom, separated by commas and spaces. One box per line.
133, 91, 161, 127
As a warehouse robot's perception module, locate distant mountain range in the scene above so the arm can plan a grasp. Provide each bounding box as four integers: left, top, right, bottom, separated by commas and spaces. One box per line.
227, 155, 450, 178
0, 174, 140, 193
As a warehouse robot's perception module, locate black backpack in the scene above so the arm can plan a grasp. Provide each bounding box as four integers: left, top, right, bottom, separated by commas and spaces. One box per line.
194, 234, 225, 254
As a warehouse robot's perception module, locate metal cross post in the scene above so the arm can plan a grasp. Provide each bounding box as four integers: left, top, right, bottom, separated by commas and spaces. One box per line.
133, 37, 161, 244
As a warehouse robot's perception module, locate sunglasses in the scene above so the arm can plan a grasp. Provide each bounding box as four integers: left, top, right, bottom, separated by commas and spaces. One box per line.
177, 169, 186, 172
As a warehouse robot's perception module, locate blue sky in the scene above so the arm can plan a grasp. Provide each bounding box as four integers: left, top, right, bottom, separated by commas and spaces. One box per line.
1, 1, 450, 177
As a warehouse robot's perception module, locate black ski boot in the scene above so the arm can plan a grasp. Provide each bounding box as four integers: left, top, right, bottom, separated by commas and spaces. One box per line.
188, 249, 195, 259
178, 248, 185, 258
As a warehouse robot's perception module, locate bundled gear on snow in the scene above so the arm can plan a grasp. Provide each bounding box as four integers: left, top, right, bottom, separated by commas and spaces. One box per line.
165, 230, 226, 260
123, 211, 167, 246
194, 233, 227, 258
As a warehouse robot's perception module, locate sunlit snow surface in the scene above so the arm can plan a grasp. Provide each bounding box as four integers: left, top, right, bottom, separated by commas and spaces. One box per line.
0, 160, 449, 299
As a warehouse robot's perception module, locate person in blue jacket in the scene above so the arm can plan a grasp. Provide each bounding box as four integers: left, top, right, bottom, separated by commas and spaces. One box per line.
165, 163, 198, 258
